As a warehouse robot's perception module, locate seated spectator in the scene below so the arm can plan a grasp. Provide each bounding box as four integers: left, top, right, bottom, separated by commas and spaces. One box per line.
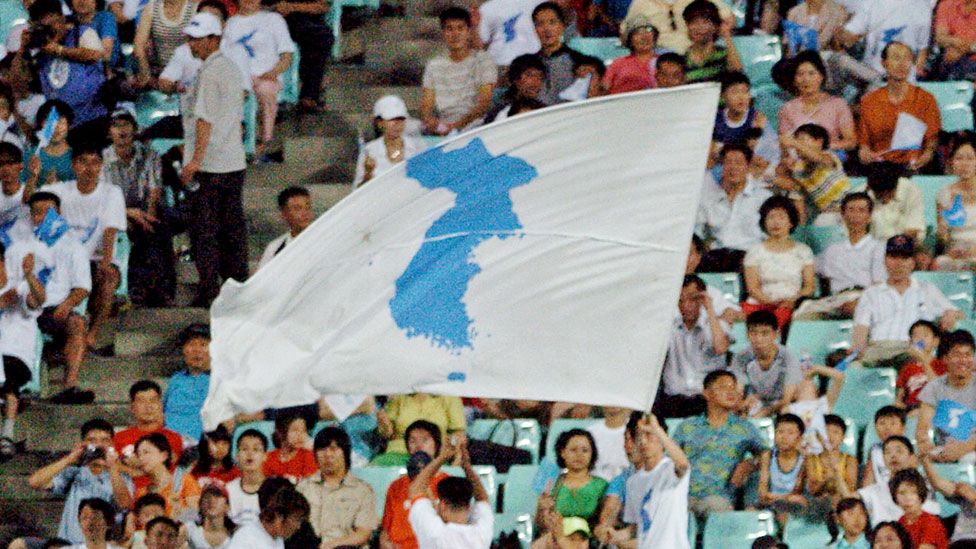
532, 515, 591, 549
892, 468, 949, 549
75, 498, 123, 549
123, 493, 166, 549
257, 186, 313, 271
24, 100, 75, 186
681, 0, 741, 84
133, 433, 202, 518
654, 274, 730, 419
421, 7, 496, 136
787, 364, 846, 454
852, 235, 961, 367
380, 421, 449, 549
184, 484, 236, 549
758, 414, 807, 527
777, 51, 856, 156
478, 0, 541, 68
832, 0, 932, 85
916, 330, 976, 463
163, 324, 211, 444
27, 191, 93, 404
673, 370, 765, 519
374, 393, 466, 466
833, 497, 871, 549
44, 144, 125, 351
353, 95, 427, 189
144, 517, 180, 549
804, 414, 858, 509
532, 2, 585, 105
226, 429, 268, 526
263, 412, 316, 483
742, 195, 815, 327
774, 123, 850, 225
190, 425, 241, 485
296, 427, 378, 547
655, 52, 687, 88
133, 0, 197, 85
930, 0, 976, 81
21, 419, 131, 545
602, 19, 658, 95
115, 380, 185, 489
857, 42, 940, 171
935, 139, 976, 271
226, 486, 309, 548
732, 310, 802, 417
895, 320, 944, 412
862, 406, 909, 488
712, 72, 765, 153
858, 436, 940, 526
570, 55, 605, 99
586, 407, 632, 482
784, 0, 847, 53
221, 0, 294, 162
536, 429, 608, 523
102, 109, 174, 306
621, 0, 732, 55
70, 0, 120, 67
870, 521, 914, 549
315, 396, 378, 467
923, 456, 976, 545
865, 162, 925, 242
484, 54, 546, 124
23, 0, 109, 143
686, 235, 742, 323
696, 142, 773, 272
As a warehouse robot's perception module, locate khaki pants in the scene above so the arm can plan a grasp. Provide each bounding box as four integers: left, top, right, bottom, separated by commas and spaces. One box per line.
859, 340, 911, 369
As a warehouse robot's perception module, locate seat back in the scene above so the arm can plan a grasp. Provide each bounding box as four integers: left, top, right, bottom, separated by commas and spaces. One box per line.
502, 464, 540, 519
350, 466, 407, 517
912, 271, 974, 319
913, 175, 959, 230
784, 320, 854, 364
832, 367, 897, 427
546, 419, 596, 459
732, 36, 781, 88
699, 272, 741, 304
917, 81, 975, 132
930, 462, 976, 517
567, 37, 629, 63
783, 516, 832, 547
442, 465, 499, 509
702, 511, 777, 549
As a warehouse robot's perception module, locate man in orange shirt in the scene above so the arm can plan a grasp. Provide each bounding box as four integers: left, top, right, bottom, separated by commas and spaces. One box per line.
858, 41, 941, 170
380, 421, 449, 549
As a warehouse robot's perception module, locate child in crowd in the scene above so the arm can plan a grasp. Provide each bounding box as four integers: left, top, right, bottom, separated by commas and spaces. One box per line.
184, 484, 237, 549
732, 311, 802, 418
858, 436, 941, 526
712, 71, 766, 151
775, 122, 850, 225
263, 413, 317, 483
123, 493, 166, 549
570, 55, 606, 99
805, 415, 858, 509
895, 320, 945, 412
0, 85, 25, 149
190, 426, 240, 485
833, 497, 871, 549
862, 406, 908, 488
787, 360, 846, 454
891, 468, 949, 549
23, 100, 74, 186
226, 429, 268, 525
759, 413, 807, 527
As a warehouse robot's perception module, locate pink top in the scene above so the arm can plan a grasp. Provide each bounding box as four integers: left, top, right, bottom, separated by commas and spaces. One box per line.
935, 0, 976, 43
603, 55, 657, 95
778, 94, 854, 147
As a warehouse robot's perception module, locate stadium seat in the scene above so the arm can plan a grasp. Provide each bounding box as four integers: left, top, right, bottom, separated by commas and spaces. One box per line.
421, 135, 444, 149
732, 36, 781, 88
327, 0, 380, 59
699, 272, 741, 304
134, 91, 180, 131
917, 81, 975, 132
794, 224, 845, 256
688, 514, 698, 547
244, 92, 257, 156
749, 417, 774, 448
231, 421, 276, 458
114, 232, 131, 299
0, 1, 26, 45
860, 415, 920, 463
350, 466, 406, 516
832, 367, 896, 428
469, 418, 542, 464
784, 320, 854, 364
849, 176, 867, 191
24, 329, 43, 395
567, 37, 629, 64
914, 175, 959, 230
277, 44, 301, 106
702, 511, 776, 549
443, 465, 498, 509
502, 464, 540, 519
493, 512, 532, 549
783, 516, 832, 547
751, 84, 788, 129
545, 418, 596, 459
912, 271, 974, 320
930, 462, 975, 517
729, 322, 748, 354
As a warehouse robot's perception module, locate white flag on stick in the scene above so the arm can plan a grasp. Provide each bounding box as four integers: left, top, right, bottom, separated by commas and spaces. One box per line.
201, 84, 720, 430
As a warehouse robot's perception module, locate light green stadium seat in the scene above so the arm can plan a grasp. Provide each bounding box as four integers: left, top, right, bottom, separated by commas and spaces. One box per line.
914, 175, 958, 230
838, 416, 858, 455
832, 367, 896, 428
567, 37, 629, 63
493, 512, 532, 548
134, 91, 181, 131
24, 329, 43, 395
785, 320, 853, 365
795, 224, 846, 256
917, 81, 974, 132
502, 464, 540, 519
0, 0, 26, 45
442, 465, 499, 509
421, 135, 444, 149
469, 419, 542, 464
931, 462, 975, 517
231, 421, 276, 458
849, 176, 867, 192
545, 418, 596, 459
114, 231, 130, 299
732, 36, 781, 88
959, 319, 976, 339
747, 417, 775, 449
861, 415, 920, 463
244, 92, 257, 156
703, 511, 776, 549
699, 272, 741, 304
730, 322, 748, 354
278, 44, 300, 106
149, 138, 182, 156
328, 0, 378, 59
688, 515, 698, 547
783, 517, 832, 547
912, 271, 974, 320
751, 84, 788, 129
350, 466, 407, 517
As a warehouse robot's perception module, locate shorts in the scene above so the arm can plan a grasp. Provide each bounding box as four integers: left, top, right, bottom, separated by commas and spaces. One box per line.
37, 306, 77, 341
1, 356, 30, 396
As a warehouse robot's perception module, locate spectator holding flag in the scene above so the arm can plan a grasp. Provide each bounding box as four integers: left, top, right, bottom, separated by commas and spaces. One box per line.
24, 100, 75, 187
916, 329, 976, 463
935, 139, 976, 271
0, 143, 33, 244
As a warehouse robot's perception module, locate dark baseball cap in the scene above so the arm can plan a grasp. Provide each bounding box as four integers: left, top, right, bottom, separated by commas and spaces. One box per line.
885, 234, 916, 257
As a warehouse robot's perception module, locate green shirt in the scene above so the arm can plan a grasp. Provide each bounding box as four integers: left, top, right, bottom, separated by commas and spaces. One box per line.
685, 46, 728, 83
552, 476, 608, 520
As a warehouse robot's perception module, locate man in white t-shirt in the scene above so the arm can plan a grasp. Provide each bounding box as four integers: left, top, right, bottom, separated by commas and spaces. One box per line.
408, 438, 493, 549
623, 415, 691, 549
227, 486, 309, 549
478, 0, 543, 67
0, 143, 31, 245
832, 0, 932, 81
587, 407, 632, 482
256, 186, 313, 272
44, 144, 125, 354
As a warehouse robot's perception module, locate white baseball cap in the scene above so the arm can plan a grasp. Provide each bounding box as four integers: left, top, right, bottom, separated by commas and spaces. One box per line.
373, 95, 409, 120
184, 12, 222, 38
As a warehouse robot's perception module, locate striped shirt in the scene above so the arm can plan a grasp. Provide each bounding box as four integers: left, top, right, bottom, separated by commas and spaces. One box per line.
148, 0, 197, 75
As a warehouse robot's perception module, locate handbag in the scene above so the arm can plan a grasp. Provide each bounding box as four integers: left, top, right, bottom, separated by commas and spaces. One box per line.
467, 419, 532, 473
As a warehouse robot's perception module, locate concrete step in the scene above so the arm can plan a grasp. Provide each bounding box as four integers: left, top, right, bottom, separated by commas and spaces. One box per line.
243, 184, 350, 242
0, 498, 63, 542
18, 402, 130, 453
363, 18, 442, 83
40, 355, 176, 401
114, 307, 209, 357
321, 85, 424, 115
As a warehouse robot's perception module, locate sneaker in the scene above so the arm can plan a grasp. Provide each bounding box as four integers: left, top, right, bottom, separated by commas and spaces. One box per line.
0, 437, 16, 461
50, 387, 96, 405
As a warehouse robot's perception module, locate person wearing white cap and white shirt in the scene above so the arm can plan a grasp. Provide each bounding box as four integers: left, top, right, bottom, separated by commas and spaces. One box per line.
352, 95, 427, 189
179, 11, 249, 308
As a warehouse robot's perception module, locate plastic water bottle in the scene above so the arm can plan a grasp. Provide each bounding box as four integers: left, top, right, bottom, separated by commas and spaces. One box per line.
175, 160, 199, 192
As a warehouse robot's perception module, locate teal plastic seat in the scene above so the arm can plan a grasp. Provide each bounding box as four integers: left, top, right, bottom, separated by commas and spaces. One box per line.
730, 321, 748, 355
832, 367, 896, 428
350, 466, 407, 517
244, 92, 257, 156
469, 418, 542, 465
748, 417, 774, 449
794, 224, 846, 256
912, 271, 974, 320
493, 512, 532, 548
861, 415, 920, 463
751, 84, 788, 129
702, 511, 777, 549
278, 44, 300, 106
134, 91, 180, 131
930, 462, 975, 517
688, 514, 698, 547
231, 421, 276, 458
732, 36, 781, 88
783, 517, 832, 547
699, 272, 741, 304
567, 37, 629, 63
849, 176, 867, 191
0, 0, 26, 45
914, 175, 958, 230
545, 418, 596, 459
917, 81, 975, 132
784, 320, 854, 364
327, 0, 379, 59
114, 231, 130, 299
502, 464, 540, 520
24, 329, 43, 395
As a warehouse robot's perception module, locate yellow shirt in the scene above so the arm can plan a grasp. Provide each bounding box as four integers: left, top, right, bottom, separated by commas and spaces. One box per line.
384, 395, 466, 454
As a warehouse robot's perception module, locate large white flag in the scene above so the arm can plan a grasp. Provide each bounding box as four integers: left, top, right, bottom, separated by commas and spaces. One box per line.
201, 84, 719, 430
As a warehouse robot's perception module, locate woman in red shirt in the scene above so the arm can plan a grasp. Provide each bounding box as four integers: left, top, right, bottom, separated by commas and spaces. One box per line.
263, 413, 318, 482
190, 426, 241, 485
603, 18, 658, 95
892, 468, 949, 549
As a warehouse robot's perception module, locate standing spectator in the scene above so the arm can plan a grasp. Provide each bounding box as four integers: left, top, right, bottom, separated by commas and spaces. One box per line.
774, 123, 851, 225
621, 0, 732, 55
681, 0, 741, 83
296, 427, 379, 548
374, 393, 466, 466
894, 320, 944, 412
226, 487, 309, 548
222, 0, 294, 162
274, 0, 329, 113
178, 12, 247, 308
816, 192, 886, 300
114, 380, 185, 489
532, 2, 585, 105
865, 162, 925, 242
891, 469, 949, 549
353, 96, 427, 188
226, 429, 267, 525
931, 0, 976, 81
263, 413, 317, 482
256, 186, 313, 271
484, 54, 546, 123
784, 0, 847, 52
935, 139, 976, 271
655, 52, 687, 88
672, 370, 765, 520
731, 310, 802, 417
478, 0, 543, 68
776, 51, 857, 156
602, 19, 658, 95
45, 144, 125, 352
857, 42, 940, 170
916, 330, 976, 463
133, 0, 197, 84
421, 8, 496, 136
101, 109, 174, 306
163, 323, 211, 444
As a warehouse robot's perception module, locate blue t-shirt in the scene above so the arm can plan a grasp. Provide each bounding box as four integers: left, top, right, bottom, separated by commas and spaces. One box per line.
593, 0, 632, 22
37, 27, 108, 126
51, 465, 130, 543
672, 414, 765, 500
83, 11, 121, 68
832, 534, 870, 548
163, 369, 210, 441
